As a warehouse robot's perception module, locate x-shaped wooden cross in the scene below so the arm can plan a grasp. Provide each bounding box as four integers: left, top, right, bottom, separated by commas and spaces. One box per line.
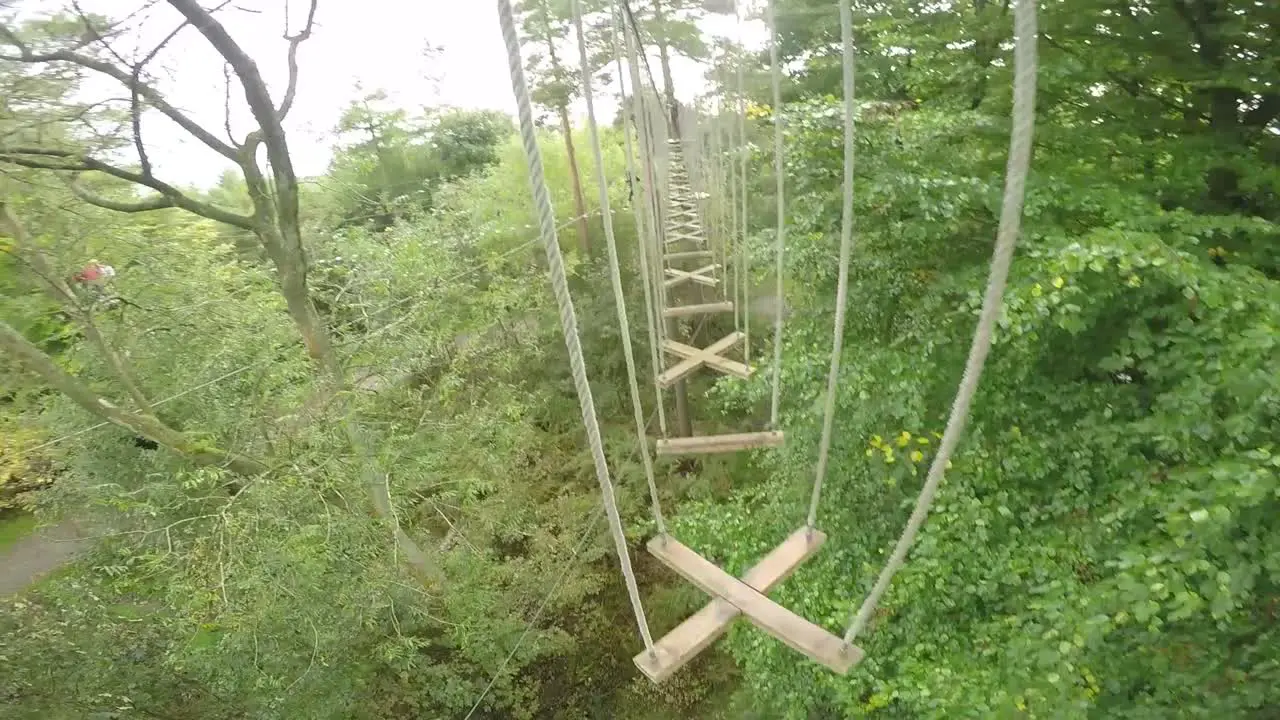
658, 331, 747, 388
664, 263, 719, 290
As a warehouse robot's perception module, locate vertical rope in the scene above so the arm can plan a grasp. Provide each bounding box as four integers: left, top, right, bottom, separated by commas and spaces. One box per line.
844, 0, 1038, 644
495, 0, 655, 654
612, 4, 668, 438
807, 0, 857, 530
571, 0, 666, 537
766, 0, 786, 428
624, 17, 670, 346
736, 2, 751, 366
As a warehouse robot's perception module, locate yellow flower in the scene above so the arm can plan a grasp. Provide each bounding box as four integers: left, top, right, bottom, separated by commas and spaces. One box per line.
1052, 276, 1065, 289
865, 448, 874, 457
884, 454, 896, 464
1031, 283, 1043, 297
896, 431, 911, 447
916, 436, 929, 445
910, 450, 924, 463
869, 434, 883, 448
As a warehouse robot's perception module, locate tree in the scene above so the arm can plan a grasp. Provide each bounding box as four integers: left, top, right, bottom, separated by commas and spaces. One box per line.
517, 0, 594, 256
0, 1, 442, 584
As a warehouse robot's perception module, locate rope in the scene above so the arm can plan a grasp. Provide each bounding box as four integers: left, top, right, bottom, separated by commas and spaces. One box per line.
807, 0, 857, 531
735, 7, 750, 365
572, 0, 666, 536
623, 10, 673, 359
767, 0, 786, 424
611, 3, 668, 439
843, 0, 1038, 644
495, 0, 654, 653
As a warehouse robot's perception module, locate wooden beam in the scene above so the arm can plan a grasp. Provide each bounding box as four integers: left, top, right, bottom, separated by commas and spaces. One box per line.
663, 338, 751, 379
665, 250, 714, 261
646, 534, 863, 676
658, 331, 743, 388
634, 528, 827, 682
655, 431, 784, 456
662, 301, 734, 318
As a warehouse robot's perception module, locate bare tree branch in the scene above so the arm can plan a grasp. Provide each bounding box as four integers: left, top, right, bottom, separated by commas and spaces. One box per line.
167, 0, 301, 226
0, 146, 257, 229
222, 61, 236, 143
278, 0, 318, 120
0, 42, 239, 161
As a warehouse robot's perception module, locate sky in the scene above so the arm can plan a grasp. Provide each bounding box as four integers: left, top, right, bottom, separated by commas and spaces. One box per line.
22, 0, 767, 186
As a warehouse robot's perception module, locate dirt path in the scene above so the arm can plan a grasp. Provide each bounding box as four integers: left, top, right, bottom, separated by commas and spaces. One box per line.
0, 522, 85, 596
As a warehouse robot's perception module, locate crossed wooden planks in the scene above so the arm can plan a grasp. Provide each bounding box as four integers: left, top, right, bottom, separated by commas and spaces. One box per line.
664, 264, 720, 289
634, 528, 863, 682
657, 331, 748, 388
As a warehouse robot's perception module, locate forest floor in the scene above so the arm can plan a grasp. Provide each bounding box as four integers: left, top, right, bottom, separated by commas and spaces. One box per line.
0, 518, 84, 596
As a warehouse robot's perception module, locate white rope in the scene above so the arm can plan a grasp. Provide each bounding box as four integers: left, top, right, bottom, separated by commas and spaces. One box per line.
844, 0, 1038, 644
572, 0, 666, 537
807, 0, 857, 530
767, 0, 785, 424
735, 7, 750, 365
623, 9, 673, 370
495, 0, 655, 653
611, 3, 668, 439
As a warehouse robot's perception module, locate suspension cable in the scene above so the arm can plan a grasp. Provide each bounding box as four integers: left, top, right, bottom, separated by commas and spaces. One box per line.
806, 0, 858, 530
611, 3, 668, 439
736, 6, 750, 365
494, 0, 654, 654
843, 0, 1038, 644
571, 0, 667, 537
766, 0, 785, 425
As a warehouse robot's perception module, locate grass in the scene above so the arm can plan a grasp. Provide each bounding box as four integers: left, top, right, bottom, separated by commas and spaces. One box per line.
0, 512, 39, 552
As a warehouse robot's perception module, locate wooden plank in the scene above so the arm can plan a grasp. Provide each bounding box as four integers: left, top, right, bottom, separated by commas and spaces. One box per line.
665, 250, 715, 261
646, 534, 863, 676
634, 527, 827, 682
663, 338, 751, 379
655, 431, 784, 456
662, 301, 734, 318
657, 331, 743, 388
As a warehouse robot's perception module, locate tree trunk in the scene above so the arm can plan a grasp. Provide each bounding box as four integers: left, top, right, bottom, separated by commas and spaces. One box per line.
653, 0, 681, 137
558, 106, 593, 257
0, 319, 267, 477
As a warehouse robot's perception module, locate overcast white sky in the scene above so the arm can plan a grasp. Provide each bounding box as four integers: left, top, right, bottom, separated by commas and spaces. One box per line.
20, 1, 765, 186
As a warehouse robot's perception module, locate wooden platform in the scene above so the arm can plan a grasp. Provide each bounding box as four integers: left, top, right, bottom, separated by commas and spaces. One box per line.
662, 301, 734, 319
634, 527, 826, 682
645, 533, 863, 676
658, 332, 744, 388
655, 430, 784, 456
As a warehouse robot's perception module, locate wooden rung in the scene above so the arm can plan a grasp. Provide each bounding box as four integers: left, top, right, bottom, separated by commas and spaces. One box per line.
634, 527, 827, 682
646, 533, 863, 676
658, 331, 743, 388
663, 338, 751, 379
662, 301, 734, 318
665, 250, 715, 261
655, 431, 784, 456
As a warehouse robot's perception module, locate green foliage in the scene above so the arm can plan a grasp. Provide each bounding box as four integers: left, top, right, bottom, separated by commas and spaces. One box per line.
323, 91, 514, 230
